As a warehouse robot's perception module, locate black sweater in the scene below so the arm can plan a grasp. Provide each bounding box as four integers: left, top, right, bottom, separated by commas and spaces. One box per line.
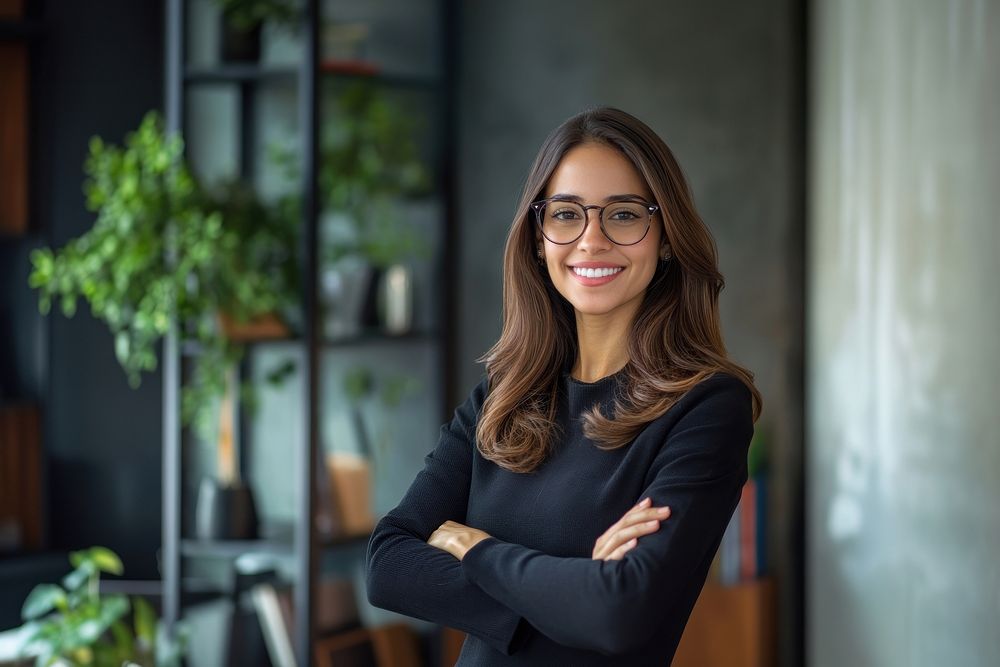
365, 368, 753, 666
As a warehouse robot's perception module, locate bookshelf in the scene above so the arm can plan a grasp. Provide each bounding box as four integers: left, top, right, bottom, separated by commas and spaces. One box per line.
161, 1, 455, 665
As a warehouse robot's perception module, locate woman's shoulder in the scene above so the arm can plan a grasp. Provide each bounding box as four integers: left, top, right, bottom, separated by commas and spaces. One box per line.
658, 370, 753, 425
450, 374, 491, 424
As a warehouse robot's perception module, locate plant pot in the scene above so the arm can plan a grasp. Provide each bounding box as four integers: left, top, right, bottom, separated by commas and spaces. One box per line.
321, 256, 374, 339
220, 13, 262, 63
217, 311, 290, 342
195, 477, 259, 540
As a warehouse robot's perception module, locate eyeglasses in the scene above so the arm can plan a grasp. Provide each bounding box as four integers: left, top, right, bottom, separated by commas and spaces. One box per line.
530, 197, 659, 246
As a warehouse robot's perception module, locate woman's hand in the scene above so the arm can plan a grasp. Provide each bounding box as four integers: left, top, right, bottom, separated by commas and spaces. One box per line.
428, 520, 492, 561
592, 497, 671, 561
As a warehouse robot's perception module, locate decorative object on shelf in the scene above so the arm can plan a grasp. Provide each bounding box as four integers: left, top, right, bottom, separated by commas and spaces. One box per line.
10, 546, 187, 666
325, 452, 374, 537
271, 81, 431, 339
214, 0, 299, 63
27, 113, 299, 441
195, 366, 259, 540
378, 263, 414, 335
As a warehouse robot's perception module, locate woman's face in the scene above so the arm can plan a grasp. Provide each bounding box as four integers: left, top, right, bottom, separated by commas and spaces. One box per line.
540, 141, 664, 323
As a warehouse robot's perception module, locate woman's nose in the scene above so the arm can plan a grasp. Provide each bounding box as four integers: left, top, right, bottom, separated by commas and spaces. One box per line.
577, 210, 613, 252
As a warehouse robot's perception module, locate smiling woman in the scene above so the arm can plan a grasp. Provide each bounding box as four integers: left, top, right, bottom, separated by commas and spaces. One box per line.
365, 107, 763, 666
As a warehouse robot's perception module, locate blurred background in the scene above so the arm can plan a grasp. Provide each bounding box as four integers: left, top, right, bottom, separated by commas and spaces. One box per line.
0, 0, 996, 666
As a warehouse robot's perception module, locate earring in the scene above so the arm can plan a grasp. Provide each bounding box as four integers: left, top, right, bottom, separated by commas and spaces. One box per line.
537, 246, 545, 263
660, 248, 672, 262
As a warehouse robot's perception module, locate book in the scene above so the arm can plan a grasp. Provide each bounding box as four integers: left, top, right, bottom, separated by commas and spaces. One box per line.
719, 500, 741, 585
251, 583, 297, 667
326, 452, 376, 537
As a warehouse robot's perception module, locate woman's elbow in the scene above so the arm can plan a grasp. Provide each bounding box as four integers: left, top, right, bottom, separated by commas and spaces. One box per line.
364, 526, 393, 609
586, 600, 663, 656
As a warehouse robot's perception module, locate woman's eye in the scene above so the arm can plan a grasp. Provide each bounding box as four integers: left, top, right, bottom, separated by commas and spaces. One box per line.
551, 209, 582, 221
608, 209, 640, 222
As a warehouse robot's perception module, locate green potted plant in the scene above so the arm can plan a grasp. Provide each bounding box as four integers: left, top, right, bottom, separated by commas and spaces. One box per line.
272, 82, 432, 338
13, 546, 186, 666
28, 113, 298, 539
28, 112, 297, 442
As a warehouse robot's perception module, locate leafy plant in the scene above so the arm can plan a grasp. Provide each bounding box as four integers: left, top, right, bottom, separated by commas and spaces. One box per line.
271, 82, 433, 269
28, 112, 298, 440
214, 0, 299, 30
15, 547, 186, 667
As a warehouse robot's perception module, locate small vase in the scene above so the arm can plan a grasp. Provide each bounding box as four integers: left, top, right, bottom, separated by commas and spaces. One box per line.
195, 477, 259, 541
379, 264, 414, 335
321, 256, 374, 339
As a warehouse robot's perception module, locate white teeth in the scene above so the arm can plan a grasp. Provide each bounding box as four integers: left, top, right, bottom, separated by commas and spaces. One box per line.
572, 266, 623, 278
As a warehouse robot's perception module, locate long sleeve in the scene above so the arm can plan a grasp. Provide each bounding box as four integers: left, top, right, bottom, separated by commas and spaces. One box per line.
460, 376, 753, 656
364, 377, 526, 655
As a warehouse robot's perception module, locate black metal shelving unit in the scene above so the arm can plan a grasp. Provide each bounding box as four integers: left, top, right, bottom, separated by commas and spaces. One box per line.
161, 1, 455, 665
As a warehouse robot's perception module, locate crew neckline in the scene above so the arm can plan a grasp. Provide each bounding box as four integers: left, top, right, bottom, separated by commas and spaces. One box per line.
565, 364, 628, 387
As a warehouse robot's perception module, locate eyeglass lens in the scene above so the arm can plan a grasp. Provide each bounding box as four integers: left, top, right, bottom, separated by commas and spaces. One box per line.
537, 201, 651, 245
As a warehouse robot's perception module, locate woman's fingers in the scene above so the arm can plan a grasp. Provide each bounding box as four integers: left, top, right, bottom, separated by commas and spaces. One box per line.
592, 504, 671, 560
607, 538, 638, 560
597, 498, 652, 546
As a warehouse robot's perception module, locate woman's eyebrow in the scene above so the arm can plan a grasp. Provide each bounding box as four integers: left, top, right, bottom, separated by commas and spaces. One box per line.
547, 193, 649, 202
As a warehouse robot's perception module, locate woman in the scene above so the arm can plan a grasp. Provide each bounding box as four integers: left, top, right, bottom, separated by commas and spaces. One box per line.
365, 107, 763, 666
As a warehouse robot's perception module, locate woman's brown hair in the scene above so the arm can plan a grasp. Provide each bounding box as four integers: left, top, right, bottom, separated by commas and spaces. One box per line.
476, 107, 763, 473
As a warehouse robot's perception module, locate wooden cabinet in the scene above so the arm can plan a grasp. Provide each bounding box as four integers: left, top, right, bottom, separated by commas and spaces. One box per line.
673, 578, 777, 667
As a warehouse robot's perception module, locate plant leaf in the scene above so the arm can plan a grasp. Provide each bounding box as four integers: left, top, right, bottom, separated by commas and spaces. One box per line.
21, 584, 66, 621
76, 618, 104, 643
132, 596, 155, 645
89, 546, 125, 575
63, 562, 96, 592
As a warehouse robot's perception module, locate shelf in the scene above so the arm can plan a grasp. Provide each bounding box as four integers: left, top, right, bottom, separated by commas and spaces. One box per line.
0, 19, 41, 41
180, 329, 440, 356
181, 530, 370, 560
99, 578, 225, 608
181, 537, 294, 559
185, 64, 296, 85
184, 60, 441, 90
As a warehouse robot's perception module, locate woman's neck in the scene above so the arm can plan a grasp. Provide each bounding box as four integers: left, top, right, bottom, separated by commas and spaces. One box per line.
572, 308, 634, 382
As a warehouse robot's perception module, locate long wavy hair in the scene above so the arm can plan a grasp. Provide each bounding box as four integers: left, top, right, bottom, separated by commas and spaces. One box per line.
476, 107, 762, 473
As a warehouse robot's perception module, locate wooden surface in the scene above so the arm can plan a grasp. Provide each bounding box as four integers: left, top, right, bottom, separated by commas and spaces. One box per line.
0, 404, 42, 550
440, 627, 465, 667
0, 41, 28, 236
313, 623, 421, 667
672, 577, 776, 667
0, 0, 24, 18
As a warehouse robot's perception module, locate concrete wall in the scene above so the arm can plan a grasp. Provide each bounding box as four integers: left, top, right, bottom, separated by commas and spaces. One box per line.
455, 1, 805, 664
808, 0, 1000, 665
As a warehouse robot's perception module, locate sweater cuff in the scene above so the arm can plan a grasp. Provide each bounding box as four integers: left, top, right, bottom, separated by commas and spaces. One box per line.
461, 537, 529, 655
462, 536, 503, 581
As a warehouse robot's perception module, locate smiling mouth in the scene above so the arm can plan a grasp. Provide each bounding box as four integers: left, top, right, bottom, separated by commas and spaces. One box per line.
571, 266, 624, 278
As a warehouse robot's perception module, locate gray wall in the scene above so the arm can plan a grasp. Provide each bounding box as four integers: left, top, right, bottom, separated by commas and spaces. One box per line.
808, 0, 1000, 665
32, 0, 164, 579
455, 2, 805, 665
